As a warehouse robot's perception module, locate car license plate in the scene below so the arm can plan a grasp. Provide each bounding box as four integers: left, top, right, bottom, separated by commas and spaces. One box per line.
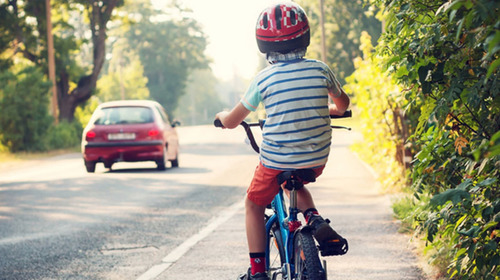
108, 133, 136, 140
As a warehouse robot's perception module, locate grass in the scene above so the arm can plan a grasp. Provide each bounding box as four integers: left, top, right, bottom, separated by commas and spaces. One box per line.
0, 146, 80, 166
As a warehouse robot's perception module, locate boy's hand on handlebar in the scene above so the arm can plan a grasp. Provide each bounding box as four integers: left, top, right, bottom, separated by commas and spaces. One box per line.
214, 104, 251, 129
214, 111, 229, 128
328, 104, 347, 116
330, 110, 352, 119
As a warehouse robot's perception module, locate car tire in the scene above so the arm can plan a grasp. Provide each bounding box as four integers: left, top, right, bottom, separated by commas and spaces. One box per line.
156, 146, 167, 171
156, 160, 166, 170
85, 160, 96, 173
104, 161, 113, 170
170, 155, 179, 168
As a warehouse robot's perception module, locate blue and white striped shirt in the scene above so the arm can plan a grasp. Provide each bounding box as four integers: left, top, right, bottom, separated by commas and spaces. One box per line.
241, 58, 343, 170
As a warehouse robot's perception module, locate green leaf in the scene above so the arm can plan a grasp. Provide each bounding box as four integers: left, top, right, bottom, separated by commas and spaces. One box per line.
484, 240, 498, 251
486, 30, 500, 53
491, 253, 500, 266
476, 177, 497, 188
430, 188, 470, 206
489, 146, 500, 157
463, 0, 474, 10
491, 130, 500, 143
448, 0, 465, 11
457, 179, 473, 190
455, 18, 465, 43
395, 64, 410, 78
494, 212, 500, 222
436, 2, 450, 16
456, 247, 467, 258
458, 225, 480, 237
486, 58, 500, 78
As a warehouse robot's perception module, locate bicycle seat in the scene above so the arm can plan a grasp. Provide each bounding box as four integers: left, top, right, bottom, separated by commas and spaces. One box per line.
277, 169, 316, 190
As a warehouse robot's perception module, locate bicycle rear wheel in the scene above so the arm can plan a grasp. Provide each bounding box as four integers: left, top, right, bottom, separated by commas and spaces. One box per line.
293, 231, 325, 280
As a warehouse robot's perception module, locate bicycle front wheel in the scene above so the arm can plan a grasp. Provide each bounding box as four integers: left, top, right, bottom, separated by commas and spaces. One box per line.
293, 231, 325, 280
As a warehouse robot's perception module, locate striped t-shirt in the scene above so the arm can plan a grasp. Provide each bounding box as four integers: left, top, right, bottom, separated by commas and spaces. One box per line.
241, 58, 343, 170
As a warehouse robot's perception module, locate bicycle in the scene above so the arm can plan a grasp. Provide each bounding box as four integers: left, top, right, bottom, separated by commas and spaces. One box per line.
214, 110, 351, 280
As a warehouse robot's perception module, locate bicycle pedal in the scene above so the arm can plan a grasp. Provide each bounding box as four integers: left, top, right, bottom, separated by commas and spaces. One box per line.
318, 239, 348, 256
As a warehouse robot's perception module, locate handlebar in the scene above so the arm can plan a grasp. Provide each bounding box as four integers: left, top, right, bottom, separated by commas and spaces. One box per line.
213, 119, 224, 128
214, 110, 352, 153
214, 110, 352, 128
330, 110, 352, 119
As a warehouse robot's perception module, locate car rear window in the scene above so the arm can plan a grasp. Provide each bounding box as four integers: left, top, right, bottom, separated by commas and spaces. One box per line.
94, 106, 153, 125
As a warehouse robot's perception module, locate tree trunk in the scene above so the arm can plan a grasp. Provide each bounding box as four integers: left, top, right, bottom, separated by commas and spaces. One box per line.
57, 0, 120, 122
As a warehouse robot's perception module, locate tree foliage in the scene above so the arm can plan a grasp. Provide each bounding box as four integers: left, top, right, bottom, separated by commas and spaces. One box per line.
96, 39, 149, 102
0, 0, 123, 121
123, 1, 209, 117
0, 0, 212, 152
297, 0, 382, 82
0, 65, 52, 152
174, 69, 226, 126
372, 0, 500, 278
344, 32, 407, 191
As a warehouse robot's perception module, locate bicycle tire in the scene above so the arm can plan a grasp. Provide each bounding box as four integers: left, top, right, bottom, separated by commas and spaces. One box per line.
267, 219, 286, 279
293, 231, 325, 280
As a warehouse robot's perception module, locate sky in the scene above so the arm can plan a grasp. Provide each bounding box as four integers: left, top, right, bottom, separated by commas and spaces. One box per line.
154, 0, 277, 81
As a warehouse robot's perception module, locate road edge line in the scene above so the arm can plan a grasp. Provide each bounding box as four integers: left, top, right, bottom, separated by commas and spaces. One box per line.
136, 199, 244, 280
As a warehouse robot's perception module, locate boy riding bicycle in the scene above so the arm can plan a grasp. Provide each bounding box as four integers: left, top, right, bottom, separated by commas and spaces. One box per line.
215, 2, 350, 279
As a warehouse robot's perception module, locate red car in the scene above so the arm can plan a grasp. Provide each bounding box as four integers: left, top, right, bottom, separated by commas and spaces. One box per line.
81, 100, 179, 172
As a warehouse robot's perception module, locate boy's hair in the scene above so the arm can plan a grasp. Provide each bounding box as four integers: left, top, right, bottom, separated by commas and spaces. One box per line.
255, 2, 310, 54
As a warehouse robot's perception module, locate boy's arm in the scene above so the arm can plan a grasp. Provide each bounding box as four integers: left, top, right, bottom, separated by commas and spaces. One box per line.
215, 102, 251, 129
329, 89, 350, 116
324, 65, 350, 116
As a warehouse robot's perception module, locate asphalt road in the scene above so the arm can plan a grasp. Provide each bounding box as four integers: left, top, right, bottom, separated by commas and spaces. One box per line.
0, 125, 428, 280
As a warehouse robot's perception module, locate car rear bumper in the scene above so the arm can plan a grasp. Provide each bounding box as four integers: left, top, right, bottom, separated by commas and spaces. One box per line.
83, 141, 164, 162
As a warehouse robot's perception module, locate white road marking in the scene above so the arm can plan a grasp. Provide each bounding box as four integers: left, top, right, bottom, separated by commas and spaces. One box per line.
136, 199, 244, 280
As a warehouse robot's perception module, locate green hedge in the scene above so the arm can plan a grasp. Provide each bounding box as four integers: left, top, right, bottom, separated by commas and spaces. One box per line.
0, 66, 52, 152
0, 65, 83, 152
373, 0, 500, 278
44, 121, 82, 150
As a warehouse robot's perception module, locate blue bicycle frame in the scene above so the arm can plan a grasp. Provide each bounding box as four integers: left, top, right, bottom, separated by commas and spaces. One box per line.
265, 186, 304, 276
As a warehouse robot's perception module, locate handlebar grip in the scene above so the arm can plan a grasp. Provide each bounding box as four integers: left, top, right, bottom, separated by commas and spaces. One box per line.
214, 119, 224, 128
330, 110, 352, 119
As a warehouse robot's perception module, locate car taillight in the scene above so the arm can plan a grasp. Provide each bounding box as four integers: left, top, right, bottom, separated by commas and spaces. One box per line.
148, 129, 160, 137
86, 131, 96, 141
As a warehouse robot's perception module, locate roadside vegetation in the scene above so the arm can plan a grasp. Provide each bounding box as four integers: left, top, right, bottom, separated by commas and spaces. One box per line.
346, 0, 499, 279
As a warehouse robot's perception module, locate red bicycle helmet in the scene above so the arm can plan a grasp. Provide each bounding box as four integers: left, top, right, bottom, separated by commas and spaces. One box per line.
256, 2, 310, 54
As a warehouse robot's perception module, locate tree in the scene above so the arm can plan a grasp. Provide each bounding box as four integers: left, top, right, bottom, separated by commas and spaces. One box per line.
96, 39, 149, 101
297, 0, 382, 83
0, 0, 123, 121
174, 69, 226, 126
124, 2, 209, 116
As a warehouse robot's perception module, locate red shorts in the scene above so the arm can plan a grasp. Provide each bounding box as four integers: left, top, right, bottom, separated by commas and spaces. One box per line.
247, 162, 325, 206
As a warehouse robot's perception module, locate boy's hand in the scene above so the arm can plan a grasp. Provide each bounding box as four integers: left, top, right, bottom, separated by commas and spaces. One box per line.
214, 111, 229, 129
329, 104, 345, 116
329, 89, 350, 116
214, 103, 251, 129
